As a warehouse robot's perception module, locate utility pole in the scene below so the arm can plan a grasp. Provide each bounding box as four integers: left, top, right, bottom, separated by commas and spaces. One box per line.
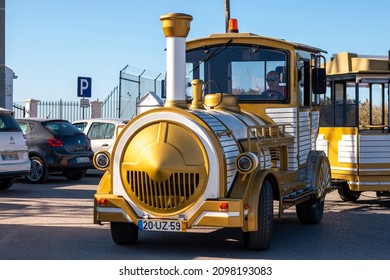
225, 0, 230, 33
0, 0, 5, 108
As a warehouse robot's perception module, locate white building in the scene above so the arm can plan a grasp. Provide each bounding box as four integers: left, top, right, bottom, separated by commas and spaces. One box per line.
136, 91, 163, 115
4, 66, 17, 110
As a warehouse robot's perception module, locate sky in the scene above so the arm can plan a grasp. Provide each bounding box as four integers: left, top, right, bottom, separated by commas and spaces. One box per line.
5, 0, 390, 102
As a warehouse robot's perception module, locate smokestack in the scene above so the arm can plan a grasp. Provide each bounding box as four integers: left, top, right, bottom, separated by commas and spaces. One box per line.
160, 13, 192, 108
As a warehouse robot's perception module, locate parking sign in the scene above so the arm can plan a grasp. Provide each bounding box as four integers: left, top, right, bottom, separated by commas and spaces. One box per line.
77, 77, 92, 98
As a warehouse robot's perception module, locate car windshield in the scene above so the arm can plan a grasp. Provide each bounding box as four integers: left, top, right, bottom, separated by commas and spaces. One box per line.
0, 114, 22, 132
44, 121, 82, 136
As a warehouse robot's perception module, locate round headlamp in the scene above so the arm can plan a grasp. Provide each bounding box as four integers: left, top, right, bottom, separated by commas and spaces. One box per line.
93, 150, 110, 170
235, 152, 258, 174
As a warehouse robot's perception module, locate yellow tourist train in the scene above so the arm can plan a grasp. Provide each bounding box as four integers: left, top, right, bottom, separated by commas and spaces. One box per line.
92, 13, 332, 250
318, 52, 390, 201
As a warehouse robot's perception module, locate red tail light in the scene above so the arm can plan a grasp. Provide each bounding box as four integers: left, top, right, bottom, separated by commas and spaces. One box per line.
48, 138, 64, 147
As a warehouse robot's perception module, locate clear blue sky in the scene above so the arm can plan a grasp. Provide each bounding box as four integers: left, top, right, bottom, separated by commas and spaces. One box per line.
6, 0, 390, 102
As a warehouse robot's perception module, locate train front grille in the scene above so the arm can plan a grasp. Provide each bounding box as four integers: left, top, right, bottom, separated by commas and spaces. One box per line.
127, 171, 200, 210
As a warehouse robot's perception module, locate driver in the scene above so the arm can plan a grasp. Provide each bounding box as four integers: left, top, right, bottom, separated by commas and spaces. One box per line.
261, 70, 284, 99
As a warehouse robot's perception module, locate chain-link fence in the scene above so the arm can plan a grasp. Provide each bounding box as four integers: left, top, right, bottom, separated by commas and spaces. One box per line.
118, 65, 163, 119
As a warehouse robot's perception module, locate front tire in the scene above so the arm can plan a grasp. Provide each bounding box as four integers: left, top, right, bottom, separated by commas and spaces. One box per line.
243, 179, 273, 250
26, 156, 49, 184
110, 222, 139, 245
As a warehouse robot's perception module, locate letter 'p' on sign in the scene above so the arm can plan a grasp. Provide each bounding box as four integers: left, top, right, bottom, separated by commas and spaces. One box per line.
77, 77, 92, 98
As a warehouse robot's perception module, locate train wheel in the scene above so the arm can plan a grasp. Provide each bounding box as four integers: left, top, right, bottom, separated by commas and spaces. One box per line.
243, 179, 273, 250
110, 222, 138, 245
337, 183, 360, 202
296, 195, 324, 224
297, 151, 331, 224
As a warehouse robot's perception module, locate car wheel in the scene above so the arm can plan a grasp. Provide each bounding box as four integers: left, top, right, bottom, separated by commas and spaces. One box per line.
26, 156, 49, 184
63, 170, 87, 181
0, 178, 15, 190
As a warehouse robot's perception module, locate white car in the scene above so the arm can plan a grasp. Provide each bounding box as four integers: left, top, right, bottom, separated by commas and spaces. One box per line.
73, 118, 129, 153
0, 108, 31, 190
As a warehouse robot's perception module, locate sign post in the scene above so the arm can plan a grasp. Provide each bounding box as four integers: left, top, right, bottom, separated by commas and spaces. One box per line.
77, 77, 92, 119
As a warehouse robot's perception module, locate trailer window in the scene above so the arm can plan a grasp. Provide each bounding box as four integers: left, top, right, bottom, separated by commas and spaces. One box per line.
359, 83, 388, 129
334, 82, 356, 127
319, 81, 357, 127
319, 82, 334, 126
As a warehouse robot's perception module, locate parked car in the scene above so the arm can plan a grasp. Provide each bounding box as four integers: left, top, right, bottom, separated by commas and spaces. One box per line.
16, 118, 93, 183
0, 108, 30, 190
72, 118, 129, 153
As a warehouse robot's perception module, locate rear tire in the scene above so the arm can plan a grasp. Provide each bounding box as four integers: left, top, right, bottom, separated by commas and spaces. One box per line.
26, 156, 49, 184
296, 196, 324, 224
243, 179, 273, 250
0, 178, 15, 190
110, 222, 139, 245
296, 151, 330, 224
338, 183, 360, 202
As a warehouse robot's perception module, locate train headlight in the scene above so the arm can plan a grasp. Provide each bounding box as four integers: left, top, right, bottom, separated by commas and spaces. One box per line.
93, 150, 110, 170
235, 152, 258, 174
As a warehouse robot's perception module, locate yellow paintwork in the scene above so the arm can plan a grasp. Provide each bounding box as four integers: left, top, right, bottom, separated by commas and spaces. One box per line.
327, 52, 390, 75
95, 193, 245, 228
318, 127, 358, 179
120, 120, 209, 216
319, 126, 390, 192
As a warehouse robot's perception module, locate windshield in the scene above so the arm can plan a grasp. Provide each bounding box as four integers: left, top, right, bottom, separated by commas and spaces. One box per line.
186, 44, 289, 102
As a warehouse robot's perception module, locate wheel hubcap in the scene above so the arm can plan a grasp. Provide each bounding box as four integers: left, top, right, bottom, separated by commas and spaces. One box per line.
317, 158, 331, 199
28, 159, 44, 181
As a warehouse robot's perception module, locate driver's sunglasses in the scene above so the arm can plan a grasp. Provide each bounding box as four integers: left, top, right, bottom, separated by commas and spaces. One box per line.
266, 77, 278, 82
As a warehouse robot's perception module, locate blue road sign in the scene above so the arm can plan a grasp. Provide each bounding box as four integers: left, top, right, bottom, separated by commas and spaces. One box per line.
77, 77, 92, 98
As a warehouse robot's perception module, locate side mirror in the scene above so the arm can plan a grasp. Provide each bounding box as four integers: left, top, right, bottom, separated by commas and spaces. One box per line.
312, 68, 326, 94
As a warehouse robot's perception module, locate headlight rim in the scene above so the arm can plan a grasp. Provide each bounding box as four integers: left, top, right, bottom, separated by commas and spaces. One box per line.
235, 152, 258, 174
93, 150, 111, 171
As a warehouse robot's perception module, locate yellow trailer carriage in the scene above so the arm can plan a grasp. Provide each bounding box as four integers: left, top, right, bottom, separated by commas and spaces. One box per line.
318, 52, 390, 201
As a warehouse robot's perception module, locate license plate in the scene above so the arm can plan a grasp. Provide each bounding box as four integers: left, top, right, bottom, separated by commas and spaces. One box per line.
138, 219, 186, 232
76, 157, 90, 163
1, 153, 18, 161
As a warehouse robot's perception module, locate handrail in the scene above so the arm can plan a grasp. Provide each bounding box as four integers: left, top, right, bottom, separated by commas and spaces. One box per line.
246, 124, 293, 153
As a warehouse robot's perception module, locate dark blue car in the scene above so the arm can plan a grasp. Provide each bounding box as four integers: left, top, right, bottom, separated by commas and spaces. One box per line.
16, 118, 93, 183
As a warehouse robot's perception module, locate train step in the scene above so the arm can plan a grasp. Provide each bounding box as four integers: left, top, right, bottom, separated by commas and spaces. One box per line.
282, 188, 313, 207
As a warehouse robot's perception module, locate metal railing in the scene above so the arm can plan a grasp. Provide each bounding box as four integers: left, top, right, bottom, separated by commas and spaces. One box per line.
12, 65, 163, 122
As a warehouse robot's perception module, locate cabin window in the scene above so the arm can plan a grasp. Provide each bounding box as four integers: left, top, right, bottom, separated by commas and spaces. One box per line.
319, 79, 390, 129
334, 82, 357, 127
186, 44, 288, 102
359, 83, 388, 129
319, 81, 357, 127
